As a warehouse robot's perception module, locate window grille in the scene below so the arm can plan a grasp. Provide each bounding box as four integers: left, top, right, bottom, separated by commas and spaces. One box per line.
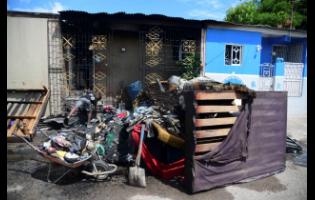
225, 44, 242, 66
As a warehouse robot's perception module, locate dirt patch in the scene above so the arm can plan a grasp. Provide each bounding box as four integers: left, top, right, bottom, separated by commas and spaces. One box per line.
236, 176, 287, 192
189, 187, 234, 200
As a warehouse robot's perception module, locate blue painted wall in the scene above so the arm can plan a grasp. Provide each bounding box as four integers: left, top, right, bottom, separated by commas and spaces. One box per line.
261, 38, 273, 63
205, 28, 262, 75
303, 40, 307, 77
261, 37, 307, 77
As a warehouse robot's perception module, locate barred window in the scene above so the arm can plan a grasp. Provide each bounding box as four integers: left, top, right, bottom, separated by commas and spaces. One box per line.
225, 44, 242, 66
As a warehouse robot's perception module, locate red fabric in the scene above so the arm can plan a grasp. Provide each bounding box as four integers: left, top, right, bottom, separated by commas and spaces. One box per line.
116, 111, 128, 119
131, 124, 185, 180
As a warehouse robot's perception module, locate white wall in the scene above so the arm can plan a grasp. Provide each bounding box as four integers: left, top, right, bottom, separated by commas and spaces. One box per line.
7, 16, 49, 89
205, 73, 259, 90
7, 15, 51, 116
287, 78, 307, 117
205, 73, 307, 117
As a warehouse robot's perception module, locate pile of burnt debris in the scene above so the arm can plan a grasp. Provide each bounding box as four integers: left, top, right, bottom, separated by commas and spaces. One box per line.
33, 74, 307, 188
35, 75, 256, 185
14, 74, 302, 192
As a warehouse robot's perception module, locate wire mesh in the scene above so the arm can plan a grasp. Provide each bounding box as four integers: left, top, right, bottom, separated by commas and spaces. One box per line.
139, 26, 201, 89
47, 19, 67, 115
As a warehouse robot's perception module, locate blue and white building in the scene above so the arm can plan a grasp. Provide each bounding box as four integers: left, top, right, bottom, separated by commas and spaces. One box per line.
201, 24, 307, 117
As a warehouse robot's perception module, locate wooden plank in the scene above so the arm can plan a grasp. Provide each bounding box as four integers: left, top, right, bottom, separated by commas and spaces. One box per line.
195, 142, 221, 153
28, 87, 50, 135
24, 104, 38, 132
7, 119, 20, 137
20, 103, 32, 116
17, 93, 33, 117
34, 92, 42, 101
7, 103, 16, 116
14, 129, 27, 137
23, 95, 38, 134
7, 103, 14, 113
7, 92, 34, 116
7, 88, 45, 92
7, 100, 43, 104
7, 116, 36, 119
9, 103, 21, 116
7, 87, 49, 140
7, 103, 16, 115
194, 128, 231, 138
21, 92, 36, 134
197, 137, 226, 143
195, 90, 240, 100
195, 105, 239, 113
15, 102, 27, 116
16, 100, 30, 117
194, 117, 237, 127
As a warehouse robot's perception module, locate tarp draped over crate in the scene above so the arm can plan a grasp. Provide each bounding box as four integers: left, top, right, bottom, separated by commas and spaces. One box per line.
194, 102, 251, 164
183, 91, 287, 193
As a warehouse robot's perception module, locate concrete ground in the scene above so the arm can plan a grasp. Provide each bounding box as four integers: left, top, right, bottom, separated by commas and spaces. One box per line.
7, 117, 307, 200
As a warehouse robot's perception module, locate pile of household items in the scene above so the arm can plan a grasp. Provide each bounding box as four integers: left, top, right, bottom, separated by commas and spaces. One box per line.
39, 75, 256, 185
31, 74, 301, 193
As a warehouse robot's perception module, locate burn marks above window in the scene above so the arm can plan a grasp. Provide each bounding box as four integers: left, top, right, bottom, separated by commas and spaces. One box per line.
225, 44, 242, 66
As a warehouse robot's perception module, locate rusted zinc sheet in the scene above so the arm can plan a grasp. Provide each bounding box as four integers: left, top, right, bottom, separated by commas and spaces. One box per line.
7, 87, 50, 141
183, 91, 287, 193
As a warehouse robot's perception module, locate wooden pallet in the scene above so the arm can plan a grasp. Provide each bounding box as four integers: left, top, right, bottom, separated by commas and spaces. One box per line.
7, 86, 50, 141
192, 90, 244, 154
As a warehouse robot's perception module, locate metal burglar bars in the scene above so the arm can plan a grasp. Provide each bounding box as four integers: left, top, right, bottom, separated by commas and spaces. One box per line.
91, 34, 110, 100
139, 26, 200, 87
283, 62, 304, 96
57, 13, 201, 106
59, 20, 112, 107
258, 63, 275, 91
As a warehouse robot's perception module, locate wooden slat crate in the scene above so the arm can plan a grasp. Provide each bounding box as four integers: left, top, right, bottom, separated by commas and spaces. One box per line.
192, 90, 244, 154
7, 86, 50, 141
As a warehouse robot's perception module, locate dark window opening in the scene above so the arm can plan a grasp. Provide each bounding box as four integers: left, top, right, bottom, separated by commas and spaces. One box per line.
272, 44, 303, 63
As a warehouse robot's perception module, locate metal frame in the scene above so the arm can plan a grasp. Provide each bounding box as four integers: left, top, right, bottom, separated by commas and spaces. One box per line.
47, 19, 67, 115
283, 62, 304, 97
47, 163, 73, 183
224, 43, 243, 66
139, 26, 201, 86
7, 87, 50, 140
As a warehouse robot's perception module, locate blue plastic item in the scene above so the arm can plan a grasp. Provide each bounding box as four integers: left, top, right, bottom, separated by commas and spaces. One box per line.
127, 81, 143, 101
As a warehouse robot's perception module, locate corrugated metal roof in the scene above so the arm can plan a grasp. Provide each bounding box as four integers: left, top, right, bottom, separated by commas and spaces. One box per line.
7, 10, 306, 36
7, 11, 59, 18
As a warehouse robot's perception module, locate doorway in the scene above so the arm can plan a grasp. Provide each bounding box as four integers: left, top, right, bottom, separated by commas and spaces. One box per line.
108, 30, 142, 97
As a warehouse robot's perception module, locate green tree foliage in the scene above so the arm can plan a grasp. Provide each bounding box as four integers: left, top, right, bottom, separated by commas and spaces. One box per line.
225, 0, 307, 29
